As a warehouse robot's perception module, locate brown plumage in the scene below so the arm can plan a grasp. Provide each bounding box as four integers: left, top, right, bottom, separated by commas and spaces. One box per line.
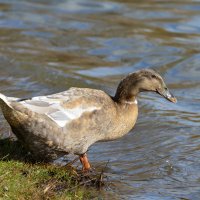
0, 69, 176, 171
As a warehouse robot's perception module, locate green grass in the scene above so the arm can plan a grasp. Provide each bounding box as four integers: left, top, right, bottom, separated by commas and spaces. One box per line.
0, 161, 94, 199
0, 138, 98, 200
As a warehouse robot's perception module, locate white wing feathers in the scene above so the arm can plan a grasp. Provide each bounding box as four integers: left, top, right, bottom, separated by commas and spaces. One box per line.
19, 92, 100, 127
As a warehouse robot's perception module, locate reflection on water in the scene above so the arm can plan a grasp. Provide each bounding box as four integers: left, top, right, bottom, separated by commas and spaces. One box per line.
0, 0, 200, 199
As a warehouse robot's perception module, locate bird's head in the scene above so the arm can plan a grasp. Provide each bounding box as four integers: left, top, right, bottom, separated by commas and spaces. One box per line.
115, 69, 177, 103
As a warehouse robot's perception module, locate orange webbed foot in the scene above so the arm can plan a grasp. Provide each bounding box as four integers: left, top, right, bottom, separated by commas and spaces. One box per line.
79, 153, 91, 172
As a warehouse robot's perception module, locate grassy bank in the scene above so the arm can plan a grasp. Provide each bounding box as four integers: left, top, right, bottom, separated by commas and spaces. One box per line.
0, 161, 94, 199
0, 138, 99, 199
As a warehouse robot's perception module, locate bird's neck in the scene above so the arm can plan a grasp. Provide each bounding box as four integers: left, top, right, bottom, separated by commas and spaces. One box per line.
114, 80, 139, 104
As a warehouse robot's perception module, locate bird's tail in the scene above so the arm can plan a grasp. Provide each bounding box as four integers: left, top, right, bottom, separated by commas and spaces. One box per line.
0, 93, 12, 109
0, 93, 9, 102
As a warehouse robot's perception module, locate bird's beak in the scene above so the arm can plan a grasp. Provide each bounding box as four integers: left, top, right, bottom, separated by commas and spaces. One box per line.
157, 88, 177, 103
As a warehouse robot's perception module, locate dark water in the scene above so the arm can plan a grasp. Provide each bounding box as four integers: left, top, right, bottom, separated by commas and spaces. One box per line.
0, 0, 200, 199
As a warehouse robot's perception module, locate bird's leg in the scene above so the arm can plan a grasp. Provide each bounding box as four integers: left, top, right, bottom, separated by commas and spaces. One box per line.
79, 153, 91, 172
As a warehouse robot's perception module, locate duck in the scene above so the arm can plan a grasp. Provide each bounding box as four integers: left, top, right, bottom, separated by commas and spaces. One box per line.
0, 69, 176, 171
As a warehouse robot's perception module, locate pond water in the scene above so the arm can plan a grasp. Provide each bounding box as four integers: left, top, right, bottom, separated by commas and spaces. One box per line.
0, 0, 200, 199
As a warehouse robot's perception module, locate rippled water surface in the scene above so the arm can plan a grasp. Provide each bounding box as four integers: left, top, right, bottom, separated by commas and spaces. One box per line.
0, 0, 200, 199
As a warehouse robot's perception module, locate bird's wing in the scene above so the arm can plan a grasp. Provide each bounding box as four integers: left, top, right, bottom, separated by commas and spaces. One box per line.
16, 88, 105, 127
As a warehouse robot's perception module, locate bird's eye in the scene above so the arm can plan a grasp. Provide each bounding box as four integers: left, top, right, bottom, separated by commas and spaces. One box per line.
151, 74, 156, 78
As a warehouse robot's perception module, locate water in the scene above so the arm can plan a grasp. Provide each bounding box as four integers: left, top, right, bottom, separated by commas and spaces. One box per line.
0, 0, 199, 199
